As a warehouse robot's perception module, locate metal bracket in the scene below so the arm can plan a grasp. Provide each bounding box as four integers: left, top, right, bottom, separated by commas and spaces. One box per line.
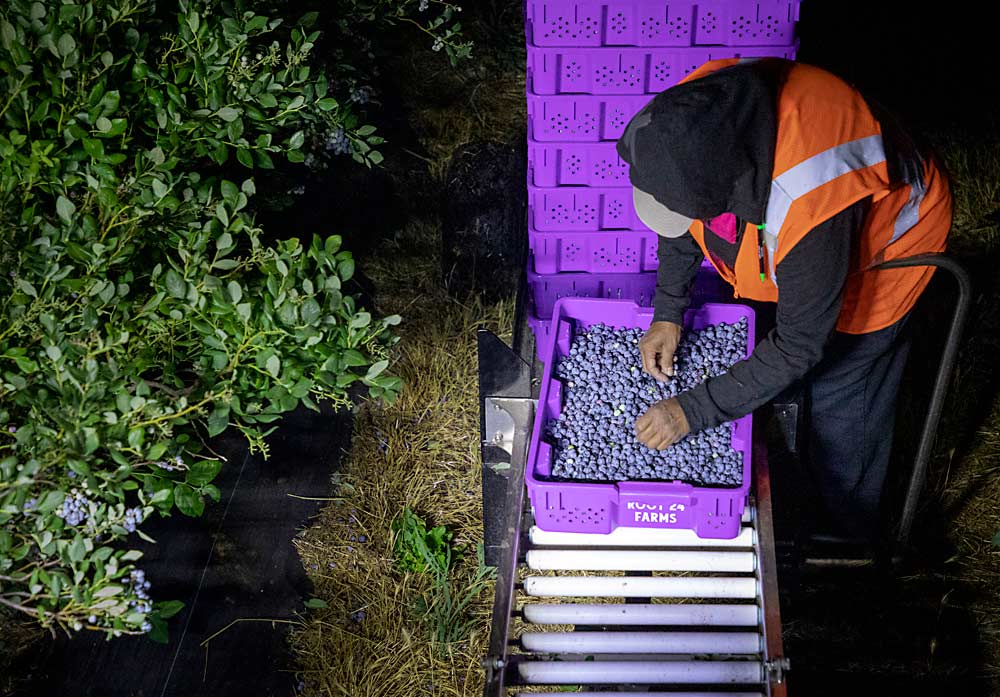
765, 656, 791, 684
484, 397, 518, 457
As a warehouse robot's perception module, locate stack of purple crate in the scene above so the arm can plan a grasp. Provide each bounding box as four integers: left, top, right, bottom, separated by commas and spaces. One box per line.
524, 0, 801, 356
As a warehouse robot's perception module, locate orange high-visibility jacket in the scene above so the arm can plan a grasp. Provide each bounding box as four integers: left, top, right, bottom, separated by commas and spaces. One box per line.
681, 59, 952, 334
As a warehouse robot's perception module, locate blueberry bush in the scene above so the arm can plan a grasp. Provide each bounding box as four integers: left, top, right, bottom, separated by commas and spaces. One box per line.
0, 0, 466, 640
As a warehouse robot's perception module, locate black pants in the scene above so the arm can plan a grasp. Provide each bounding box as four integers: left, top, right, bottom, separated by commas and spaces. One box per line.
801, 315, 912, 541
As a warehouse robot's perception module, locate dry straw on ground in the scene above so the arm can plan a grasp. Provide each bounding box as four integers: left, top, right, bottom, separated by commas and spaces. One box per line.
289, 219, 514, 696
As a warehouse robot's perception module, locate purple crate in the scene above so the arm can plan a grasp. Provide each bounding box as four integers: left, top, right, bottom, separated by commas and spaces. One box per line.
529, 141, 631, 187
531, 184, 652, 230
528, 94, 652, 142
525, 298, 755, 538
530, 227, 658, 274
525, 1, 800, 47
528, 269, 658, 318
528, 44, 797, 94
527, 310, 562, 360
528, 266, 730, 319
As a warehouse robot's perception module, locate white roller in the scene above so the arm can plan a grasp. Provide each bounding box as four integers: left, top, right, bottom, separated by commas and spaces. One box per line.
522, 602, 760, 627
520, 630, 762, 654
529, 525, 755, 548
517, 659, 763, 684
526, 549, 755, 573
742, 508, 752, 523
524, 575, 758, 599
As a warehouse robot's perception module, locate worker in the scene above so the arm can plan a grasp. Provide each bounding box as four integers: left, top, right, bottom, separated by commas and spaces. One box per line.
616, 58, 951, 541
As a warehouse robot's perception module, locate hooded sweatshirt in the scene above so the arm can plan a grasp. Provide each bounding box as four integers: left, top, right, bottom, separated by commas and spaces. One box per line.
616, 60, 872, 433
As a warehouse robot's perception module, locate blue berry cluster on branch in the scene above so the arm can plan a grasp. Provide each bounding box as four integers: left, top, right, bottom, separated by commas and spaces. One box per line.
546, 319, 749, 486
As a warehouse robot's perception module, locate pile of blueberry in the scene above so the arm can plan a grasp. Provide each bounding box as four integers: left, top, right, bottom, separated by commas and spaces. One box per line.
546, 318, 749, 487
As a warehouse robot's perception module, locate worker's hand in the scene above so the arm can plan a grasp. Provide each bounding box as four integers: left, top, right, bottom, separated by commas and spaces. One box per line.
639, 321, 682, 381
635, 398, 690, 450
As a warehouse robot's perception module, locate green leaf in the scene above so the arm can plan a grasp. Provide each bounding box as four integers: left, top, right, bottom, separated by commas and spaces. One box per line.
357, 125, 377, 136
186, 11, 201, 33
186, 460, 222, 486
15, 279, 37, 298
289, 131, 305, 149
383, 315, 402, 326
207, 404, 230, 437
217, 107, 240, 122
236, 148, 253, 168
37, 490, 65, 514
349, 313, 371, 329
337, 259, 355, 282
213, 259, 240, 271
266, 355, 281, 378
304, 598, 328, 609
46, 345, 62, 361
57, 33, 76, 57
259, 93, 278, 108
147, 616, 169, 644
227, 280, 242, 304
301, 299, 321, 325
365, 360, 389, 381
1, 22, 15, 51
236, 303, 252, 323
157, 600, 185, 619
317, 97, 337, 111
256, 150, 274, 169
151, 178, 168, 199
56, 196, 75, 223
173, 485, 204, 517
341, 350, 369, 367
96, 116, 112, 133
220, 180, 238, 201
68, 535, 86, 563
215, 202, 229, 227
164, 269, 185, 298
94, 584, 123, 599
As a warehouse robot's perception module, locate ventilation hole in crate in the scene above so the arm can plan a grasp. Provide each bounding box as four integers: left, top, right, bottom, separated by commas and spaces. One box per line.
760, 14, 778, 37
565, 154, 582, 175
640, 18, 662, 40
732, 15, 753, 38
579, 204, 597, 225
667, 15, 690, 39
595, 247, 609, 267
685, 63, 700, 75
622, 247, 638, 267
624, 64, 641, 88
607, 200, 623, 220
578, 111, 597, 134
594, 159, 616, 181
653, 60, 672, 83
595, 65, 613, 88
700, 11, 717, 33
583, 15, 599, 37
565, 242, 581, 260
610, 11, 627, 34
552, 203, 567, 224
548, 16, 570, 39
564, 60, 582, 81
609, 107, 628, 131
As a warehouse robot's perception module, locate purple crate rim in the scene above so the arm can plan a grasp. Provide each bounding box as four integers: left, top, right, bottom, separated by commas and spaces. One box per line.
526, 297, 756, 539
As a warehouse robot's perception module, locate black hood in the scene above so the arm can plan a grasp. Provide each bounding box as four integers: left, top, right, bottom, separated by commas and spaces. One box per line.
616, 59, 789, 225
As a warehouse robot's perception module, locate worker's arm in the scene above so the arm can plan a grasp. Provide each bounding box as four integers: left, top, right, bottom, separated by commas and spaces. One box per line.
652, 232, 705, 325
675, 199, 866, 433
